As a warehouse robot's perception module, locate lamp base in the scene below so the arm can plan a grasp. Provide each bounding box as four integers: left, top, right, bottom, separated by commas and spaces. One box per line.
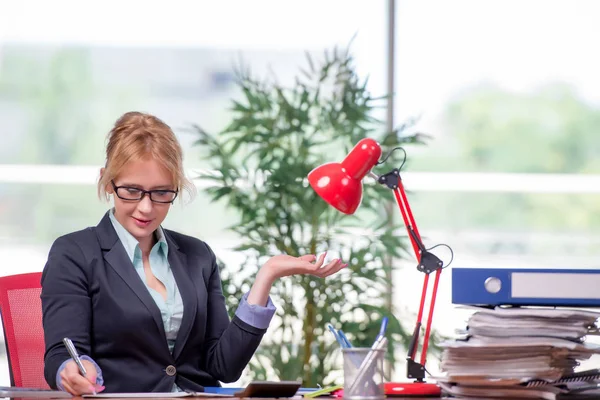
385, 382, 441, 397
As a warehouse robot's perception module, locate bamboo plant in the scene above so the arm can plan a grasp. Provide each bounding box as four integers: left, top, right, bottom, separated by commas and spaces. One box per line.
192, 46, 430, 386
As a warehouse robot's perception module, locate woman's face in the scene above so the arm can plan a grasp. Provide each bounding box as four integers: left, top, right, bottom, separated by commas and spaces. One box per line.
107, 158, 176, 244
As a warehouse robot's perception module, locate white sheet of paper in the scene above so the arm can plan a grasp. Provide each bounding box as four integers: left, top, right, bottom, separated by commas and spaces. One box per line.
0, 387, 71, 398
82, 392, 232, 398
83, 393, 189, 398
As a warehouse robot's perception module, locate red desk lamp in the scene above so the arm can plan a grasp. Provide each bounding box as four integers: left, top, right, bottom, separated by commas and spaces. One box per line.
308, 138, 444, 397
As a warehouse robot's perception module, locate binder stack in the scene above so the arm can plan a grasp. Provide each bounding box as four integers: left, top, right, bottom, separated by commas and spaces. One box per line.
438, 306, 600, 399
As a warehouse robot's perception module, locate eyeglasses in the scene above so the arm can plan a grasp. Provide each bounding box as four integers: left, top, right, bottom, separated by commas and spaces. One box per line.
111, 181, 178, 204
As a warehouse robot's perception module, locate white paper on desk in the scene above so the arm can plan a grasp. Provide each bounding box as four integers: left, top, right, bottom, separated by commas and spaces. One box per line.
83, 392, 232, 398
438, 381, 564, 400
443, 346, 569, 358
442, 336, 600, 351
469, 313, 597, 325
458, 305, 600, 319
442, 356, 574, 370
468, 326, 588, 339
0, 387, 71, 398
83, 393, 189, 398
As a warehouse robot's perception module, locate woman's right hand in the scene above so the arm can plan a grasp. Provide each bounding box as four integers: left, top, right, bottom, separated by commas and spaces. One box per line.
59, 360, 105, 395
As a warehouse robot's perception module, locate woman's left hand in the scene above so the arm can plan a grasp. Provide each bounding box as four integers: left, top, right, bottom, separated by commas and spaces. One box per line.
247, 253, 346, 307
260, 253, 346, 282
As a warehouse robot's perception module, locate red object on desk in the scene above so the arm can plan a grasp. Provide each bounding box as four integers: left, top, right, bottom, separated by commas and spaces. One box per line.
308, 139, 444, 397
333, 383, 441, 398
385, 382, 441, 397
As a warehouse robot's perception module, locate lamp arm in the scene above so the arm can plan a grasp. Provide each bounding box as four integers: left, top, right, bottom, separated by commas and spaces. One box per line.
377, 168, 443, 382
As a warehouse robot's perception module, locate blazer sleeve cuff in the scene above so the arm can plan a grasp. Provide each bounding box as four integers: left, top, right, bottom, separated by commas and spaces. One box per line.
56, 355, 104, 391
234, 292, 276, 330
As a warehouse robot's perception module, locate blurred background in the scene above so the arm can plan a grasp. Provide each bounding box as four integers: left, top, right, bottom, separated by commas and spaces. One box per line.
1, 0, 600, 387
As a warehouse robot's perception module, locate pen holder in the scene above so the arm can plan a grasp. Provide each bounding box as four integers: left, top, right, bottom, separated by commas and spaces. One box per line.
342, 347, 386, 400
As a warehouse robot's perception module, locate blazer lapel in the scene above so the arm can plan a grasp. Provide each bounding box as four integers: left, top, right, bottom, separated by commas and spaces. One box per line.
166, 232, 198, 361
95, 212, 167, 341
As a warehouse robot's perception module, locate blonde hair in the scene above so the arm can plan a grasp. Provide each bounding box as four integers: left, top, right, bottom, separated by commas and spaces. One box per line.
98, 111, 196, 201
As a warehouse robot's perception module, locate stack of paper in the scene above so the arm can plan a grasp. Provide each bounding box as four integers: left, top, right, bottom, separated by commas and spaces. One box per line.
438, 306, 600, 399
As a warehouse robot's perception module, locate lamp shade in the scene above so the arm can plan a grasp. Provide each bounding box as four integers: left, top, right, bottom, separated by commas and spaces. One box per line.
308, 138, 382, 214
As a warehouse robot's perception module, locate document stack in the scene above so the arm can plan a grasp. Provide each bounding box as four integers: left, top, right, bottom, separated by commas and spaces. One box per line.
438, 306, 600, 399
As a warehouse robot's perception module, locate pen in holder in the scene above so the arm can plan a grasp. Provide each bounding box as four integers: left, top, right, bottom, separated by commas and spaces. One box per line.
343, 337, 387, 400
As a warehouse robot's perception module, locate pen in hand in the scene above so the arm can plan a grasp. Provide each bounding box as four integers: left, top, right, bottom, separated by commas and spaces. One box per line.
63, 337, 96, 395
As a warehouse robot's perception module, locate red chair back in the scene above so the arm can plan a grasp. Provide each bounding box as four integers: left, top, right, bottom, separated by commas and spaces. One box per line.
0, 272, 48, 388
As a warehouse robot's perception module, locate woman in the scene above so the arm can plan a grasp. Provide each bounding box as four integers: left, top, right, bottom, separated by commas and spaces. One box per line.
41, 112, 346, 395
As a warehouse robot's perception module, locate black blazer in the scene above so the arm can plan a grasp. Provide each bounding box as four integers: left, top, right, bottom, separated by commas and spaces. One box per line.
41, 212, 267, 393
